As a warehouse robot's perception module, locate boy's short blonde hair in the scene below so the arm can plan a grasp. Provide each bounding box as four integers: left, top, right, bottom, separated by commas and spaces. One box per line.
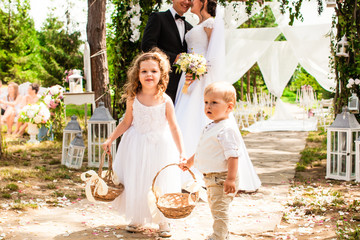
204, 82, 237, 104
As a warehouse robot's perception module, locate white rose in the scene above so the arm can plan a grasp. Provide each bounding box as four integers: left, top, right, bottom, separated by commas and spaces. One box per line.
44, 95, 52, 106
349, 78, 355, 85
50, 86, 59, 95
34, 115, 42, 124
355, 79, 360, 85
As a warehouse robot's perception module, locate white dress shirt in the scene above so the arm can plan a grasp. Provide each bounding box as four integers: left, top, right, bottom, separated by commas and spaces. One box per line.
169, 7, 185, 43
195, 119, 243, 173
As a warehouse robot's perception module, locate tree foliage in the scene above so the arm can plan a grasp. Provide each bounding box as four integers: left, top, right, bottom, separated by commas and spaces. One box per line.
333, 0, 360, 114
0, 0, 40, 84
37, 17, 83, 87
0, 0, 83, 87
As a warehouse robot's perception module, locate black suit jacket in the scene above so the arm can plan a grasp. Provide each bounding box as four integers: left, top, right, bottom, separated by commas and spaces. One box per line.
141, 10, 193, 102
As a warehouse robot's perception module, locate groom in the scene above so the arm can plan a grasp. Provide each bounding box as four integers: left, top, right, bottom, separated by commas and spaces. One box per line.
141, 0, 193, 103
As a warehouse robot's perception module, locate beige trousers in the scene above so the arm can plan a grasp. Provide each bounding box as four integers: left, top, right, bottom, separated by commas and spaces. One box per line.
203, 172, 238, 240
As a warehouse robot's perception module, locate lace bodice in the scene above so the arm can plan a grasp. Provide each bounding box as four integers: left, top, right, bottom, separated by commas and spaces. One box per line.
132, 97, 167, 134
185, 17, 214, 55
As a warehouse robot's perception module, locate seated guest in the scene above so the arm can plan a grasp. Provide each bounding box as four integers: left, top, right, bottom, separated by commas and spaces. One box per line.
14, 83, 40, 136
0, 82, 23, 134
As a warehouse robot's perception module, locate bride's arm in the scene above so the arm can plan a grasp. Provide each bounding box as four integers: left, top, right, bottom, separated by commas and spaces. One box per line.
204, 27, 213, 41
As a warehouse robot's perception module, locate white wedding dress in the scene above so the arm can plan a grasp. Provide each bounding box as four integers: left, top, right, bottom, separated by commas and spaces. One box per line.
113, 96, 181, 224
175, 12, 261, 191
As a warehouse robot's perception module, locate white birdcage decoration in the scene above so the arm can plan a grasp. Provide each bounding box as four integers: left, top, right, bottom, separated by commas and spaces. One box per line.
348, 93, 359, 113
326, 108, 360, 181
69, 69, 83, 93
336, 35, 349, 58
65, 133, 86, 169
325, 0, 336, 7
88, 102, 116, 168
62, 115, 82, 165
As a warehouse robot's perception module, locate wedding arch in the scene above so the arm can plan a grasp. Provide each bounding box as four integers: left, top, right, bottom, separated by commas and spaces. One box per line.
222, 0, 335, 132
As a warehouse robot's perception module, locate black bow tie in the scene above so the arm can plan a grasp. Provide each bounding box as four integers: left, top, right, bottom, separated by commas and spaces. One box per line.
175, 13, 185, 21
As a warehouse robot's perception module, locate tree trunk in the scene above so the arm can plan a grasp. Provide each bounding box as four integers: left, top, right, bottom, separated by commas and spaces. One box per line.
253, 72, 257, 97
87, 0, 111, 111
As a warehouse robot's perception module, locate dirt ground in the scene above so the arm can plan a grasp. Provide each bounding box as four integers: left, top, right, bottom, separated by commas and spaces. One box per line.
1, 133, 360, 239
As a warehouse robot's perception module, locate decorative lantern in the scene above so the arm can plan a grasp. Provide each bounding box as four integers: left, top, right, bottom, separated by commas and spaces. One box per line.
325, 0, 336, 7
336, 35, 349, 58
62, 115, 82, 165
68, 69, 83, 93
355, 137, 360, 182
88, 102, 116, 168
348, 93, 359, 113
65, 133, 86, 169
326, 108, 360, 181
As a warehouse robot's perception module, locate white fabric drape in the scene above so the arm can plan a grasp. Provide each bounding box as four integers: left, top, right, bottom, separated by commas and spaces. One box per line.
225, 27, 281, 84
282, 24, 336, 92
257, 41, 298, 97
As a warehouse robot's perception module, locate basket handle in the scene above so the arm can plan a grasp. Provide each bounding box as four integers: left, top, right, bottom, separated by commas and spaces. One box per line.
151, 163, 197, 202
98, 151, 114, 181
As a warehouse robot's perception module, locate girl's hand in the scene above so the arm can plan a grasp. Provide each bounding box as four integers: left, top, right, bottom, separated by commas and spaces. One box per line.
102, 139, 112, 153
223, 179, 236, 195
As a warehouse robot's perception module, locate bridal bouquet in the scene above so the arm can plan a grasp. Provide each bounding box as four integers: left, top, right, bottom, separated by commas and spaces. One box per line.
174, 53, 207, 93
18, 102, 51, 127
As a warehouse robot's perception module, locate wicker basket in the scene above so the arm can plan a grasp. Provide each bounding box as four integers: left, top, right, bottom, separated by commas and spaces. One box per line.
152, 163, 199, 219
91, 152, 124, 202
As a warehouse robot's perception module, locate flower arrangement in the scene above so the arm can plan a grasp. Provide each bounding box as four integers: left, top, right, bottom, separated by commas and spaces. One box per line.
346, 78, 360, 89
42, 85, 64, 110
174, 53, 207, 93
39, 85, 65, 137
127, 2, 141, 42
18, 102, 51, 127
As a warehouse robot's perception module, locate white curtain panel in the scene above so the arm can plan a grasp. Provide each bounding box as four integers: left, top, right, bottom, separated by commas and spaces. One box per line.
225, 27, 281, 84
282, 24, 336, 92
257, 41, 298, 97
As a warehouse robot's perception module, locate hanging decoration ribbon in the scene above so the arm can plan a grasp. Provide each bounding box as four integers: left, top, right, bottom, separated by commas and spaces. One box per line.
81, 170, 109, 202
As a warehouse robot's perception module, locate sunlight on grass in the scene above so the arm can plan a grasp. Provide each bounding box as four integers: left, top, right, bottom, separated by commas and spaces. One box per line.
0, 168, 38, 181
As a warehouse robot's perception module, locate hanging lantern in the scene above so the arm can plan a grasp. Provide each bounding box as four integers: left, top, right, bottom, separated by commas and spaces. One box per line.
326, 108, 360, 181
68, 69, 84, 93
62, 115, 82, 165
88, 102, 116, 168
65, 133, 86, 169
348, 93, 359, 113
336, 35, 349, 58
325, 0, 336, 7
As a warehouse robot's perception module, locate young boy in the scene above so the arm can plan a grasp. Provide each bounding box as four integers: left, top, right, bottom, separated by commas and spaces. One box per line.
181, 82, 240, 240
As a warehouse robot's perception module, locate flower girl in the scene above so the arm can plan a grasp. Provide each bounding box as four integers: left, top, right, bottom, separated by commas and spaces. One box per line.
102, 49, 184, 238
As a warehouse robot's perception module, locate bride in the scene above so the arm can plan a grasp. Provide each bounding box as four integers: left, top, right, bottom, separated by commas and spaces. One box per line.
175, 0, 261, 191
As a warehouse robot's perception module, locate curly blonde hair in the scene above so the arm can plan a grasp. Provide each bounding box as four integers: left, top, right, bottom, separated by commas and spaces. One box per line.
123, 48, 170, 100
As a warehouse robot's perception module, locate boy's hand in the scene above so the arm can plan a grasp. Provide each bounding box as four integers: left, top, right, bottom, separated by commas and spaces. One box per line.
179, 155, 194, 171
224, 179, 236, 194
179, 160, 189, 171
